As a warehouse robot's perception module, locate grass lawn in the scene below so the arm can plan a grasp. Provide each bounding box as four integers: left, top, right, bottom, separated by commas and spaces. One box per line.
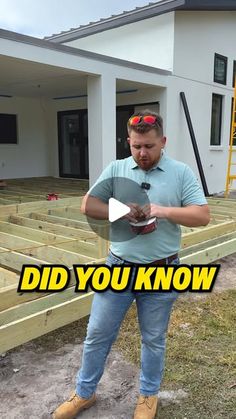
115, 290, 236, 419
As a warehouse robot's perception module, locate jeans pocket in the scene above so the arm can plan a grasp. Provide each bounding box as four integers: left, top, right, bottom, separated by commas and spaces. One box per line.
105, 250, 124, 267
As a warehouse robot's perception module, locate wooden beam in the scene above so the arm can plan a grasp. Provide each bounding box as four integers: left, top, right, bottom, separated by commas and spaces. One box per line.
181, 237, 236, 264
0, 267, 19, 288
181, 220, 236, 248
0, 196, 84, 220
54, 240, 98, 258
0, 232, 95, 265
0, 204, 18, 220
0, 197, 15, 205
0, 221, 98, 258
0, 246, 48, 272
210, 208, 236, 218
9, 215, 96, 241
0, 284, 47, 312
0, 220, 70, 244
18, 196, 83, 214
208, 198, 236, 208
180, 231, 236, 258
48, 207, 86, 220
0, 270, 79, 312
30, 212, 95, 231
0, 291, 94, 353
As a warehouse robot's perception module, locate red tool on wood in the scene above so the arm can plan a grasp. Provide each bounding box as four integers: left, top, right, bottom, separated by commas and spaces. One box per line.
46, 193, 59, 201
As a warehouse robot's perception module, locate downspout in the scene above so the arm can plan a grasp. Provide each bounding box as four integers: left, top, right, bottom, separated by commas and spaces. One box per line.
180, 92, 210, 197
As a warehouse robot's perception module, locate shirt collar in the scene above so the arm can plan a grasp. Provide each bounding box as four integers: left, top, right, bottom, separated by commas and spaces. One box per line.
130, 150, 167, 172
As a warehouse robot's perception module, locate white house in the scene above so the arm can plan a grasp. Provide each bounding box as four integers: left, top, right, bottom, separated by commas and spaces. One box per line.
1, 0, 236, 194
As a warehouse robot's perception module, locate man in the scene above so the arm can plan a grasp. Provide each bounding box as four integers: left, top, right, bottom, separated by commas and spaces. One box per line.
53, 110, 210, 419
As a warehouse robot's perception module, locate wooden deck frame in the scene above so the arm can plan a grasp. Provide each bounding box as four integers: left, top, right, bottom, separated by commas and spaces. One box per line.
0, 180, 236, 353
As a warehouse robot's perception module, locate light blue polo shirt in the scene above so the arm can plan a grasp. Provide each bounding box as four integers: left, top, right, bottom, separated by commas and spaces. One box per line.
89, 152, 207, 263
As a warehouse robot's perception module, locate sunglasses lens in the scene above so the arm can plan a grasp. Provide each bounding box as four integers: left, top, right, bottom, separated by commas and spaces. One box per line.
129, 116, 141, 125
143, 115, 157, 124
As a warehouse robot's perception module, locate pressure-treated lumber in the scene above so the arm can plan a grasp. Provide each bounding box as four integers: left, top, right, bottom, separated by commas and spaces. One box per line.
0, 269, 79, 312
30, 212, 94, 231
0, 196, 83, 220
181, 220, 236, 248
0, 246, 49, 272
0, 284, 46, 312
9, 215, 96, 241
181, 237, 236, 264
0, 291, 94, 353
180, 232, 236, 259
210, 208, 236, 218
208, 200, 236, 208
0, 197, 15, 205
0, 267, 19, 288
0, 223, 98, 257
0, 231, 95, 264
48, 207, 86, 219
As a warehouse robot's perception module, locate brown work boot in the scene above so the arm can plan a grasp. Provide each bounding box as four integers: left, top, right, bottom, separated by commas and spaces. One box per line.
133, 395, 158, 419
52, 391, 96, 419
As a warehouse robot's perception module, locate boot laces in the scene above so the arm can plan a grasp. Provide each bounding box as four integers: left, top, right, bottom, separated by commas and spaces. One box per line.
138, 396, 153, 409
67, 393, 79, 405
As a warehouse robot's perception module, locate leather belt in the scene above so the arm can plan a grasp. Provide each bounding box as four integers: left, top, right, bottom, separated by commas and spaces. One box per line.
148, 253, 179, 265
110, 251, 179, 265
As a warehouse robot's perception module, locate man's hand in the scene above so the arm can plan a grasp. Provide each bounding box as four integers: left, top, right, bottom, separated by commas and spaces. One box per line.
141, 203, 210, 227
122, 203, 146, 223
141, 204, 167, 219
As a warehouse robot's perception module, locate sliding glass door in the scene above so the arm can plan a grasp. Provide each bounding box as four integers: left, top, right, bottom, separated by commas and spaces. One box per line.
58, 110, 88, 179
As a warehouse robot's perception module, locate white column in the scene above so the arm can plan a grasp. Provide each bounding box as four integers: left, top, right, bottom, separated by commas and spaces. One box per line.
87, 73, 116, 187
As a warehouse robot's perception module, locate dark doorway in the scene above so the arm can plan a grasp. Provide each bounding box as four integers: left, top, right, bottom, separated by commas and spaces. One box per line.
116, 105, 133, 159
58, 110, 88, 179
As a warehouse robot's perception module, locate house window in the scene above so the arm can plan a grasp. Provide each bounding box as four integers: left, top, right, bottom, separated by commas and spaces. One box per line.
210, 94, 223, 146
233, 60, 236, 87
0, 113, 17, 144
214, 53, 227, 85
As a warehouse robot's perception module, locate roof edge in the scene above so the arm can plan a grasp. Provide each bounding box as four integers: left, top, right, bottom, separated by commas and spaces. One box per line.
45, 0, 236, 44
0, 28, 171, 76
45, 0, 184, 43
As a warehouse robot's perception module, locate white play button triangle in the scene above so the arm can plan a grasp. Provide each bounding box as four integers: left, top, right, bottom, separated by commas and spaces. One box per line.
108, 198, 130, 222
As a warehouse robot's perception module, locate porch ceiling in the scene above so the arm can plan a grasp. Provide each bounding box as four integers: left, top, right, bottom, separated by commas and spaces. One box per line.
0, 55, 89, 98
0, 55, 158, 99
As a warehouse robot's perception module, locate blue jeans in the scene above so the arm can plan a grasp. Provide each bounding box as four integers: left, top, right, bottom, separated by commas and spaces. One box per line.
76, 251, 179, 398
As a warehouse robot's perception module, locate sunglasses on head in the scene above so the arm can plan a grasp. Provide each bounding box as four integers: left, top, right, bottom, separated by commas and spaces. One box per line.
128, 115, 159, 126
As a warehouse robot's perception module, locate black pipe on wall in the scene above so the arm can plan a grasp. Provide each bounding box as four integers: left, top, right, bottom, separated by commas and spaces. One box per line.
180, 92, 210, 197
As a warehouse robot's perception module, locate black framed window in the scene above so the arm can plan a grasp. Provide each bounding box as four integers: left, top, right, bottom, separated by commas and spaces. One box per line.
233, 60, 236, 88
0, 113, 17, 144
214, 53, 227, 85
210, 94, 223, 146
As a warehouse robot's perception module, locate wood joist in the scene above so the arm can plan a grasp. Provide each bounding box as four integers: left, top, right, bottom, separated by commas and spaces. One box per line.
0, 189, 236, 354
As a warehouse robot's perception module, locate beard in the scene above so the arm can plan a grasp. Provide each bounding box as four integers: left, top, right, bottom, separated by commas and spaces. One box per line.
136, 158, 155, 170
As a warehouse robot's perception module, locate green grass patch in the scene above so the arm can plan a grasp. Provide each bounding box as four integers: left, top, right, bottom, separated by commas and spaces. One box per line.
115, 291, 236, 418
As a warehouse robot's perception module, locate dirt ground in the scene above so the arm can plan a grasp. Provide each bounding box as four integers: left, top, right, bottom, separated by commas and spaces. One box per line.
0, 253, 235, 419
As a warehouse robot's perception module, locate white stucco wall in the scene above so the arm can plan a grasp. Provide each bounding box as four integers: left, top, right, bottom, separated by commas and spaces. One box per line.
174, 11, 236, 85
170, 11, 236, 194
62, 10, 236, 193
0, 97, 52, 179
165, 76, 230, 194
65, 13, 175, 71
